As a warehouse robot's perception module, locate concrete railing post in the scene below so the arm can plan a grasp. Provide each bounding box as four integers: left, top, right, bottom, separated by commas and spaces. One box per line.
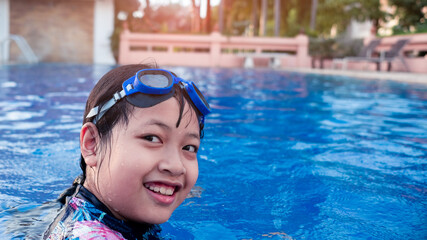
296, 33, 309, 68
210, 31, 222, 67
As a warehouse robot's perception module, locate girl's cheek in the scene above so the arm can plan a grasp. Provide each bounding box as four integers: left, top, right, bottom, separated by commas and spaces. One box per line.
188, 163, 199, 183
183, 152, 198, 161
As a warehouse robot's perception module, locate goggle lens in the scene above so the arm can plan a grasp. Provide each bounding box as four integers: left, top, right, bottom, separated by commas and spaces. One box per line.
138, 72, 171, 88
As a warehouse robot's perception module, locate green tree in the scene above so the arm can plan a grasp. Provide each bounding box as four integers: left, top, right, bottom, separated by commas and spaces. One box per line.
111, 0, 141, 61
315, 0, 385, 37
221, 0, 252, 35
280, 0, 312, 36
220, 0, 385, 37
388, 0, 427, 33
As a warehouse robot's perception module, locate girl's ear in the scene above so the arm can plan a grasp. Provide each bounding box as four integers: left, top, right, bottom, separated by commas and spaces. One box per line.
80, 122, 100, 167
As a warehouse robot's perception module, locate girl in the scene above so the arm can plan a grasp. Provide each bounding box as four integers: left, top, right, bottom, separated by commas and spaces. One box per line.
44, 64, 211, 239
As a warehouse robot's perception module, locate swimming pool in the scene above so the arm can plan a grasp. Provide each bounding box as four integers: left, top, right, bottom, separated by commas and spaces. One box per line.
0, 64, 426, 239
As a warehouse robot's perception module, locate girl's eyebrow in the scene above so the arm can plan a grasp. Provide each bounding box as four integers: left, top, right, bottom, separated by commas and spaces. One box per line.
187, 132, 200, 140
145, 119, 171, 131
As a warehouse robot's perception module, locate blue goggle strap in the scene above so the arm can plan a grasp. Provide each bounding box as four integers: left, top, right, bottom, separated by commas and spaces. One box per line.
86, 72, 210, 124
180, 80, 211, 116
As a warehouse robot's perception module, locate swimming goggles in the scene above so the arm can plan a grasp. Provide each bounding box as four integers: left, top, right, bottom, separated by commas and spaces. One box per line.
86, 69, 211, 124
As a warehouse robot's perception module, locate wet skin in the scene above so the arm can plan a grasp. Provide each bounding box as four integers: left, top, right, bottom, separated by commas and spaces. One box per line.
81, 98, 200, 224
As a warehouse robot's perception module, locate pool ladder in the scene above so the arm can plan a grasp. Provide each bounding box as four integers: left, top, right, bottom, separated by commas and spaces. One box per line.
1, 34, 39, 64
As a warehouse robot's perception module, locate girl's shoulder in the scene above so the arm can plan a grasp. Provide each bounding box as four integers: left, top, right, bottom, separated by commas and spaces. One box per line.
47, 219, 126, 240
46, 197, 126, 240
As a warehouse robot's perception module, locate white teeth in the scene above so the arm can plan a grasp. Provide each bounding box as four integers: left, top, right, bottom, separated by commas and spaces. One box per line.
144, 184, 175, 196
165, 189, 173, 195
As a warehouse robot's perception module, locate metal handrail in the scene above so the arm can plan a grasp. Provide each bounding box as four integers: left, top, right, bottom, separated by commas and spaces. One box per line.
1, 34, 39, 64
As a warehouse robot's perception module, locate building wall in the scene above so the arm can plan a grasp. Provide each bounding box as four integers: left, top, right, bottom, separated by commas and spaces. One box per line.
10, 0, 94, 63
344, 20, 373, 40
93, 0, 116, 64
0, 0, 10, 62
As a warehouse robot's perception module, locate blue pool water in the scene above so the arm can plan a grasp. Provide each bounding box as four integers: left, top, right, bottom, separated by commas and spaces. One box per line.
0, 64, 426, 239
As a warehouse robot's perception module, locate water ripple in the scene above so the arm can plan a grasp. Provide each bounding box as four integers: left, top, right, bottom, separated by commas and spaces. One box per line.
1, 64, 426, 239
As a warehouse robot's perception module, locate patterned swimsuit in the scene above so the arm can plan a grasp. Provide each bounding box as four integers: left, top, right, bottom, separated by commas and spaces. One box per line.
44, 185, 161, 240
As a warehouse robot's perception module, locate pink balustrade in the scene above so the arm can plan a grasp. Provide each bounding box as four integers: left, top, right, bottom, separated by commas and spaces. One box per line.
119, 26, 426, 73
118, 28, 310, 68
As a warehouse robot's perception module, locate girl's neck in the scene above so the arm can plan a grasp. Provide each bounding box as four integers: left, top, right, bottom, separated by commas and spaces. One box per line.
82, 178, 126, 220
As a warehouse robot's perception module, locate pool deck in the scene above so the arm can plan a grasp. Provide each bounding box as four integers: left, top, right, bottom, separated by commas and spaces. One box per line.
283, 68, 427, 85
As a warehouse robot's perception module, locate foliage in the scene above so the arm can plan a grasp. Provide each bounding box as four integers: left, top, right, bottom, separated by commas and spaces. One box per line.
111, 0, 426, 37
110, 0, 140, 61
392, 22, 427, 35
309, 38, 336, 58
219, 0, 386, 37
315, 0, 385, 37
309, 37, 363, 58
220, 0, 253, 36
110, 0, 193, 59
333, 38, 364, 58
388, 0, 427, 34
279, 0, 312, 37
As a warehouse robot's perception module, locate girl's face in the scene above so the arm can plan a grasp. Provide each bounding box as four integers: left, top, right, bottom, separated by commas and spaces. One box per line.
90, 98, 200, 224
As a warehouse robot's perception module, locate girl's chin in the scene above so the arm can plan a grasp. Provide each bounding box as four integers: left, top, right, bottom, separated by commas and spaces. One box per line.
137, 214, 172, 225
131, 208, 175, 225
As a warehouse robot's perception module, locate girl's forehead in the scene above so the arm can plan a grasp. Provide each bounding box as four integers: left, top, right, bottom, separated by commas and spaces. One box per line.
127, 98, 199, 132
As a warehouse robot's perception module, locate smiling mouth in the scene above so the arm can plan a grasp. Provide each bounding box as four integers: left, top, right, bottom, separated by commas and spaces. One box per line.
144, 183, 178, 196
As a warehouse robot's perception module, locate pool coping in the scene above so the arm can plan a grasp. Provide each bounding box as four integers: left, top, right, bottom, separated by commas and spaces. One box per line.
282, 68, 427, 85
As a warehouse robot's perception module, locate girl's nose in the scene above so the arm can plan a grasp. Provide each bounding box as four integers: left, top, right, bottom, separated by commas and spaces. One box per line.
158, 149, 186, 176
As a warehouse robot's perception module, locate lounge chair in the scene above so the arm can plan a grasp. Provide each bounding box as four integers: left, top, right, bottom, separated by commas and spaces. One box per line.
332, 39, 382, 70
371, 38, 410, 71
333, 38, 410, 72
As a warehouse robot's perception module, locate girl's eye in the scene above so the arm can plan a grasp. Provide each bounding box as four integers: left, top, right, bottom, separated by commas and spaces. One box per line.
143, 135, 161, 143
183, 145, 198, 153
